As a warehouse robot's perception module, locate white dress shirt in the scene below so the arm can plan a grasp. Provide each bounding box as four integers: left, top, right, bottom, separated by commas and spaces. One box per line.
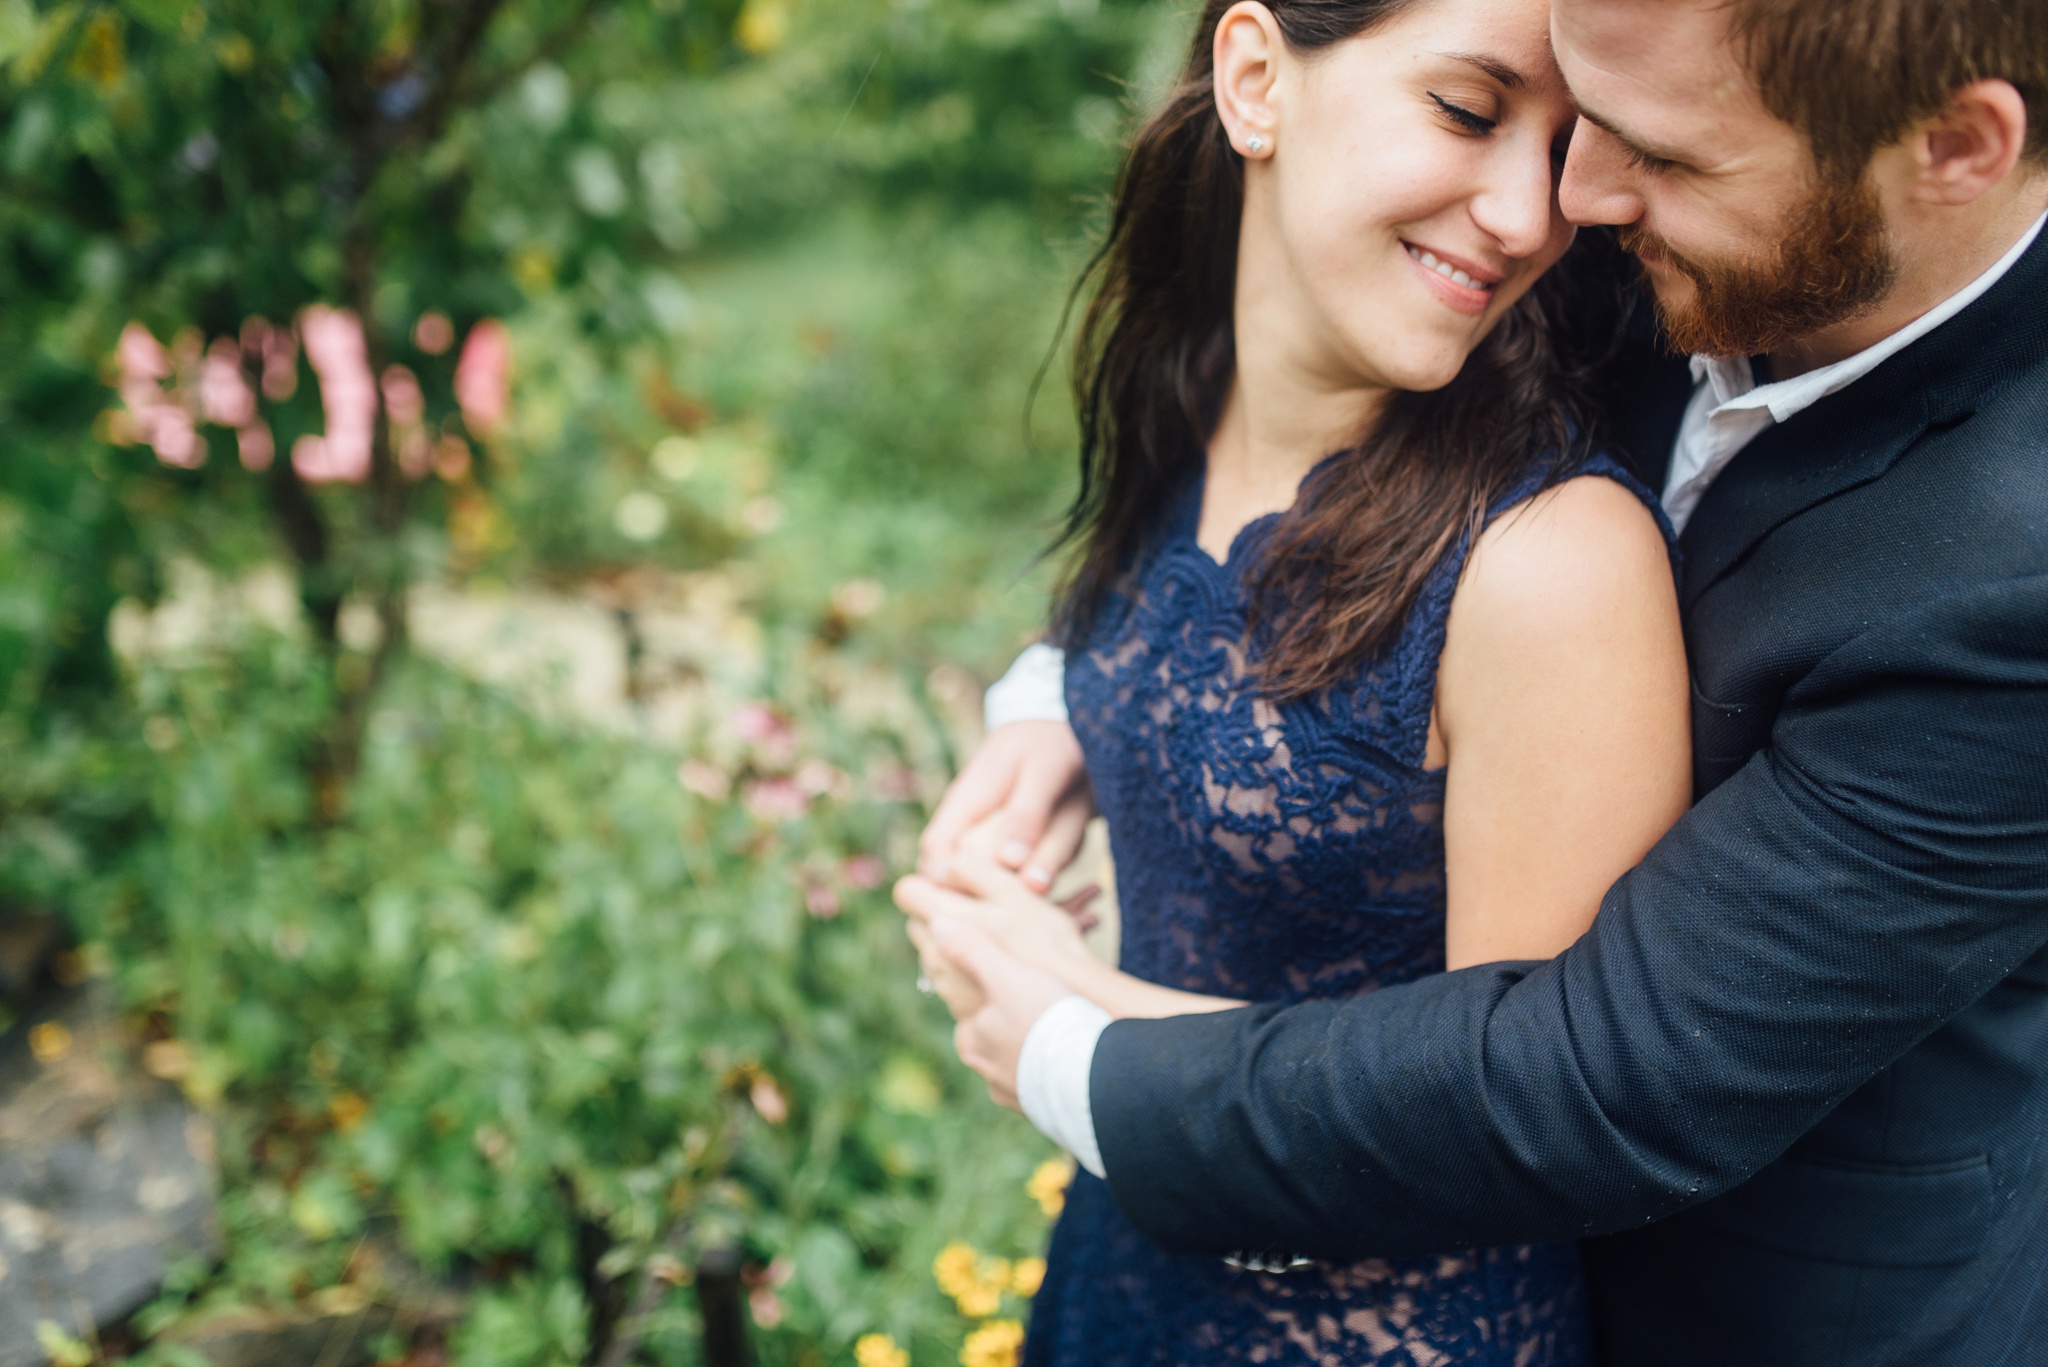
1000, 211, 2048, 1179
1663, 211, 2046, 534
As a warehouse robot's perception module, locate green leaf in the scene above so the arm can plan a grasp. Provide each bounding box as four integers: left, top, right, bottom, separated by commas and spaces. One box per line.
0, 0, 35, 64
115, 0, 185, 33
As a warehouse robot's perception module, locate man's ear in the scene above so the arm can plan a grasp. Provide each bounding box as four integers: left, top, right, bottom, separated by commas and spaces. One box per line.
1909, 79, 2031, 207
1213, 2, 1286, 158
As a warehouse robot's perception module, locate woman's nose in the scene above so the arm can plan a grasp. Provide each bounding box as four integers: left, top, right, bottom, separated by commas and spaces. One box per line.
1469, 132, 1566, 260
1558, 117, 1648, 228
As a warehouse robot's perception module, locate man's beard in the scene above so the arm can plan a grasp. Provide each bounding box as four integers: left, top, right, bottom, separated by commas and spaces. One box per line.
1620, 173, 1898, 358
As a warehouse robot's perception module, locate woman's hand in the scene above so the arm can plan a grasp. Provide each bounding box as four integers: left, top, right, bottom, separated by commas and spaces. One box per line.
907, 918, 987, 1018
918, 721, 1094, 893
897, 851, 1245, 1021
896, 850, 1100, 987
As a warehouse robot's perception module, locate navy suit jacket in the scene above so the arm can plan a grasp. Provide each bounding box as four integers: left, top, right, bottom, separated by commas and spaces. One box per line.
1088, 227, 2048, 1366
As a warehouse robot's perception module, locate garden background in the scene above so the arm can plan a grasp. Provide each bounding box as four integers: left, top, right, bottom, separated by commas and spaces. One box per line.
0, 0, 1185, 1359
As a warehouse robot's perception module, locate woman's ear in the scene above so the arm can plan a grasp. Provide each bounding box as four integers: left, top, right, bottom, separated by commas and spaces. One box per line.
1908, 79, 2029, 207
1213, 2, 1286, 159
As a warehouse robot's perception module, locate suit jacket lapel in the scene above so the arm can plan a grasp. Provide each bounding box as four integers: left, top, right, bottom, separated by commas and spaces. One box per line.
1677, 222, 2048, 612
1677, 391, 1933, 610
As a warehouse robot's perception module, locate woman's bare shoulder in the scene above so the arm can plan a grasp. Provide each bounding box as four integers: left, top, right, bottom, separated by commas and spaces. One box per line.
1455, 473, 1676, 636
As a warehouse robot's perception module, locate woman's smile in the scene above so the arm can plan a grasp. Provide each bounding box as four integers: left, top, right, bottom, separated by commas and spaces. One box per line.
1402, 240, 1503, 314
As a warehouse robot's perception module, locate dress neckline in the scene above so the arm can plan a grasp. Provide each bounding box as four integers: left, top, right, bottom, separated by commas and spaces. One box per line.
1179, 448, 1351, 574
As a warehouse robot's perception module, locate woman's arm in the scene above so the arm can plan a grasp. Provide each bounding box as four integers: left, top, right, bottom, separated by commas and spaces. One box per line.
902, 473, 1685, 1009
1433, 474, 1691, 970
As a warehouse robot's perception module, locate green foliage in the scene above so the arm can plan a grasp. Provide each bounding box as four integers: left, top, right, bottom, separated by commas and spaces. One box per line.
0, 0, 1179, 1356
75, 640, 1051, 1362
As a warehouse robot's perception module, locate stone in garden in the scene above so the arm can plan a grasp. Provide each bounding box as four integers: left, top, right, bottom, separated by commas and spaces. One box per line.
0, 986, 219, 1367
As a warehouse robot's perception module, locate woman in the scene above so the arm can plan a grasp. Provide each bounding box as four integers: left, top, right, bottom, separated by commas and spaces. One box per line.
898, 0, 1690, 1359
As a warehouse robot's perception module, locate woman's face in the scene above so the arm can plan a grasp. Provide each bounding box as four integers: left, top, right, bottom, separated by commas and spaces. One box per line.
1223, 0, 1578, 395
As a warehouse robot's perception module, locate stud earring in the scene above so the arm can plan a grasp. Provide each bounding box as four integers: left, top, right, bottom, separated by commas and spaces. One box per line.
1245, 135, 1266, 154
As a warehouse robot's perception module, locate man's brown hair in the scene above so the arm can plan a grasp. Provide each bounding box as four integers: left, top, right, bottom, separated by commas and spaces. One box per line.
1732, 0, 2047, 180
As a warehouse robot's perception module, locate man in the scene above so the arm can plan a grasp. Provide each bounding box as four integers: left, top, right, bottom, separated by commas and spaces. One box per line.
908, 0, 2048, 1361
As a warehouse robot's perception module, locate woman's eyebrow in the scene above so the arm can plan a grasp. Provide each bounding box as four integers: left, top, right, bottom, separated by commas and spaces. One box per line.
1436, 52, 1526, 90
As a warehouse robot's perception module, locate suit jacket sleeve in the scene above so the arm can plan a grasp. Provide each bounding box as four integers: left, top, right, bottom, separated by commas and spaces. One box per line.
1090, 576, 2048, 1259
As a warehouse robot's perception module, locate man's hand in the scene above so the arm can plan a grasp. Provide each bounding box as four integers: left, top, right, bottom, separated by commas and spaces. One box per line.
930, 917, 1074, 1110
919, 721, 1091, 893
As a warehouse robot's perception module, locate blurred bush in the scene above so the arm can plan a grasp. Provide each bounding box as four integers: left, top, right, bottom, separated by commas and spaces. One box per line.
0, 0, 1179, 1358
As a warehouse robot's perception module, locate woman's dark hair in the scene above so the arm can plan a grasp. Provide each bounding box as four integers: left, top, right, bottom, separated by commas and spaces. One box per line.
1050, 0, 1628, 700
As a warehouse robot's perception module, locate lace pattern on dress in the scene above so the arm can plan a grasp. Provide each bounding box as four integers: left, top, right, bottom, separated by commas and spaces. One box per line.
1026, 455, 1664, 1366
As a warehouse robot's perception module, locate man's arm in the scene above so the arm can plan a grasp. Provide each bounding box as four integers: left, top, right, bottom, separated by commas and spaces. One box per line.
1091, 578, 2048, 1259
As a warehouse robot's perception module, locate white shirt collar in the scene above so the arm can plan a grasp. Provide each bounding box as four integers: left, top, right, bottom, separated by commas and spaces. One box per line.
1687, 210, 2048, 424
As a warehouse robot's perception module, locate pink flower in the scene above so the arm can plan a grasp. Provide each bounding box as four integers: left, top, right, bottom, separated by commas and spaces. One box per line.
254, 318, 299, 400
149, 406, 202, 468
733, 702, 788, 743
795, 758, 845, 800
413, 310, 455, 356
382, 364, 430, 480
295, 305, 376, 484
842, 854, 886, 890
733, 703, 800, 766
677, 759, 732, 802
237, 419, 274, 472
113, 322, 204, 467
397, 427, 433, 479
749, 1075, 789, 1126
742, 778, 809, 821
380, 364, 425, 426
454, 319, 510, 435
748, 1288, 783, 1329
117, 321, 169, 388
198, 337, 255, 427
804, 884, 841, 919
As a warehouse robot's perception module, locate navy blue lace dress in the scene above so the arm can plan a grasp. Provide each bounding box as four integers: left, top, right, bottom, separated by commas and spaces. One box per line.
1026, 452, 1664, 1367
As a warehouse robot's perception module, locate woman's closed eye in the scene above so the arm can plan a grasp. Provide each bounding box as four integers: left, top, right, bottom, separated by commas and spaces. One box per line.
1427, 91, 1498, 135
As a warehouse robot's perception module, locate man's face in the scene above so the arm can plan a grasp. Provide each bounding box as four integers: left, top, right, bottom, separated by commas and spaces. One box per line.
1551, 0, 1896, 356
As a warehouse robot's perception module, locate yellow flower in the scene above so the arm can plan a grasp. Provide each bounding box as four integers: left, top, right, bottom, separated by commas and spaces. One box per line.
954, 1280, 1003, 1318
510, 245, 557, 295
960, 1319, 1025, 1367
855, 1332, 910, 1367
1010, 1257, 1046, 1298
734, 0, 788, 54
933, 1242, 1011, 1317
1027, 1156, 1074, 1218
933, 1243, 980, 1300
68, 13, 125, 89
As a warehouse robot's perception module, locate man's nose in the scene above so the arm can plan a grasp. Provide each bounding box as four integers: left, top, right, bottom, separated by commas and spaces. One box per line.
1558, 117, 1646, 227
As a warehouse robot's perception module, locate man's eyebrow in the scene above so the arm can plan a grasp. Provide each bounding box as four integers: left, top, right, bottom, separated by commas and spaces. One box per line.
1575, 103, 1685, 164
1439, 52, 1527, 90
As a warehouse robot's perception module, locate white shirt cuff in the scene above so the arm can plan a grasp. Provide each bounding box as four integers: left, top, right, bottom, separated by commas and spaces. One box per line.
1016, 994, 1110, 1179
983, 643, 1069, 731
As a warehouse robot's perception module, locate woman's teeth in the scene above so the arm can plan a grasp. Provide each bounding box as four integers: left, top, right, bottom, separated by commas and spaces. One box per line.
1406, 245, 1492, 291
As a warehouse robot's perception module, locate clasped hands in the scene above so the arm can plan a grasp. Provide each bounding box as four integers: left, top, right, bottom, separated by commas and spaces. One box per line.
895, 723, 1104, 1110
897, 720, 1242, 1109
